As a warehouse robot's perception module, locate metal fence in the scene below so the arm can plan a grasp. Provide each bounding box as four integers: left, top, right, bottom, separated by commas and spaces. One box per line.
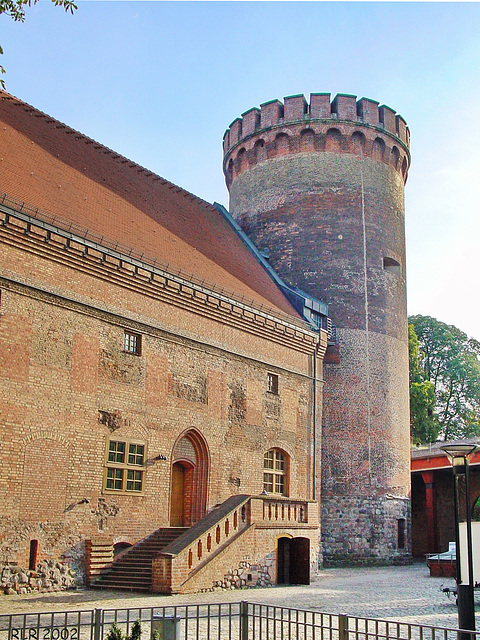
0, 602, 477, 640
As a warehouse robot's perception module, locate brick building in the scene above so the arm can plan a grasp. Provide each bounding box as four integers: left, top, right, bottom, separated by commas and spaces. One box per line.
0, 92, 327, 593
412, 441, 480, 561
0, 88, 412, 593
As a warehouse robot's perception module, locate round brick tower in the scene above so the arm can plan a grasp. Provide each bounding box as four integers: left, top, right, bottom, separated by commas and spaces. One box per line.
222, 93, 412, 565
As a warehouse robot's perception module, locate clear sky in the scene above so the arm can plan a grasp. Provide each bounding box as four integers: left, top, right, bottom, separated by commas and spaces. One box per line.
1, 1, 479, 339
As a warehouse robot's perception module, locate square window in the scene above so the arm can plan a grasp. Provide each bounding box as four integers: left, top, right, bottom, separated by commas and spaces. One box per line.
267, 373, 278, 394
124, 331, 141, 355
108, 440, 125, 463
104, 438, 145, 494
126, 470, 143, 492
128, 443, 145, 466
106, 468, 124, 491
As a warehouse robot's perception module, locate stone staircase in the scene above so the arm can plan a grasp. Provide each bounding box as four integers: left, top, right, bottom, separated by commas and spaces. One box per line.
91, 527, 187, 592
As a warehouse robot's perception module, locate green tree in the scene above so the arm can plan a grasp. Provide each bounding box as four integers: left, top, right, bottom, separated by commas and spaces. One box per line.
1, 0, 77, 88
409, 315, 480, 442
409, 323, 438, 444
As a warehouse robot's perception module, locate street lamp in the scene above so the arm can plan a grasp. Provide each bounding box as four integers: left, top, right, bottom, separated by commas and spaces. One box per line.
441, 443, 478, 636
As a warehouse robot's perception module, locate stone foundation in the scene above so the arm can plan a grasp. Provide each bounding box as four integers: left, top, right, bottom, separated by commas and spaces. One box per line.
201, 554, 276, 592
321, 494, 411, 566
1, 559, 79, 595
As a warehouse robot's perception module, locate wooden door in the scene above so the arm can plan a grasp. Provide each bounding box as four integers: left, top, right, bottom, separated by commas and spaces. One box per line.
277, 537, 290, 584
170, 463, 185, 526
290, 538, 310, 585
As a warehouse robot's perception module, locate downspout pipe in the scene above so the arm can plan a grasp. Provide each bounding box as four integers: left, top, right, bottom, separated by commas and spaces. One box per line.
312, 338, 320, 501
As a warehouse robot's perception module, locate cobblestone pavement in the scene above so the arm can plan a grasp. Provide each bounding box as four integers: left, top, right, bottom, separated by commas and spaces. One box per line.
0, 561, 466, 629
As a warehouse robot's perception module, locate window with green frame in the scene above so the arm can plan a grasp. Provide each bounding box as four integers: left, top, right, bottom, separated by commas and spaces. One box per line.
104, 439, 146, 494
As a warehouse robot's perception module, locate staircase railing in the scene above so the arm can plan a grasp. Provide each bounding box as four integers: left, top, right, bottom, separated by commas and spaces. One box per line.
152, 494, 317, 593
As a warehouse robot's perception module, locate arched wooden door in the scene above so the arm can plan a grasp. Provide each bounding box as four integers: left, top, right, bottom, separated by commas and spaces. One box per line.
170, 429, 209, 527
170, 462, 186, 526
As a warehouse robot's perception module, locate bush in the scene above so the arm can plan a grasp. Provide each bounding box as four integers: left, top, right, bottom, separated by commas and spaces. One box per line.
105, 621, 142, 640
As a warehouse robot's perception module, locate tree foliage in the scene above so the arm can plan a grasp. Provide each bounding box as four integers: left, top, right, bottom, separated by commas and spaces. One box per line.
409, 324, 438, 445
409, 315, 480, 443
0, 0, 77, 88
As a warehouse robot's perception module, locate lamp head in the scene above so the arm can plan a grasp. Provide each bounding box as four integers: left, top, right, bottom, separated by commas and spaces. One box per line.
440, 443, 479, 475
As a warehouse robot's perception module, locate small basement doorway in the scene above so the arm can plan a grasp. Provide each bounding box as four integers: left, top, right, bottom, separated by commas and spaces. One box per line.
277, 536, 310, 585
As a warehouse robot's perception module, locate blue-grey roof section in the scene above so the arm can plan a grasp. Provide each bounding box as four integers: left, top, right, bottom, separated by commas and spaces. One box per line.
214, 203, 328, 330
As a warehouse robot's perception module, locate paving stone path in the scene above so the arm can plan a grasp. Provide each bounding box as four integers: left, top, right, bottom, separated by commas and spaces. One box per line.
0, 561, 467, 630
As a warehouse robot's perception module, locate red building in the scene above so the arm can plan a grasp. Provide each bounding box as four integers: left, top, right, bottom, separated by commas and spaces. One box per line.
412, 440, 480, 559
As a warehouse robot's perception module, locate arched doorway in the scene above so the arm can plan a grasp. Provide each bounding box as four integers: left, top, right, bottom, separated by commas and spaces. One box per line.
170, 460, 194, 526
277, 536, 310, 585
170, 429, 209, 527
113, 542, 132, 557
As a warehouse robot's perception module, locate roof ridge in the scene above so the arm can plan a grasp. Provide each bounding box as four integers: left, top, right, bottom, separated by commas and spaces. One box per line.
0, 90, 215, 211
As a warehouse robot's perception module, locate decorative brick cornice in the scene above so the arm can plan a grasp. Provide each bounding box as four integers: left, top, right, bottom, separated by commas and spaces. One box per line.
0, 199, 324, 356
223, 93, 410, 188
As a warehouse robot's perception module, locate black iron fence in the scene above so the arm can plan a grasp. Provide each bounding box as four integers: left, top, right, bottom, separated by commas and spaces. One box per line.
0, 602, 476, 640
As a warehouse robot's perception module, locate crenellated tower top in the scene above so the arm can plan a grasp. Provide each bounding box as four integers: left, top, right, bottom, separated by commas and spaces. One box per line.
223, 93, 410, 188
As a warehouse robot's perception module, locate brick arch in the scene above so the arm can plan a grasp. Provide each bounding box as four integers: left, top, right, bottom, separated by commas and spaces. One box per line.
236, 148, 247, 175
226, 158, 234, 186
300, 128, 315, 151
325, 128, 342, 152
391, 145, 400, 169
274, 133, 290, 157
351, 131, 366, 155
171, 428, 209, 525
254, 138, 266, 162
372, 137, 386, 162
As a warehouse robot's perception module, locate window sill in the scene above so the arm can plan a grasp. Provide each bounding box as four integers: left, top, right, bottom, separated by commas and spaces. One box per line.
102, 489, 145, 496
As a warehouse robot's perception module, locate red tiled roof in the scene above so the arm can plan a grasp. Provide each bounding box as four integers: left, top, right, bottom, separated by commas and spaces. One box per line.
0, 92, 300, 319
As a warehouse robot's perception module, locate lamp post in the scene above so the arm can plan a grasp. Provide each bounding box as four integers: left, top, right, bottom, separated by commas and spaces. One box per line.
441, 443, 478, 636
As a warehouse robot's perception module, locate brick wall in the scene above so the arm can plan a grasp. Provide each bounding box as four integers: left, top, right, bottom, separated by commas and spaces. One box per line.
0, 220, 321, 580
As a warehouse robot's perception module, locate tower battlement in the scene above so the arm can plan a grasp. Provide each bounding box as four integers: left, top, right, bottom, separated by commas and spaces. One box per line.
223, 93, 410, 187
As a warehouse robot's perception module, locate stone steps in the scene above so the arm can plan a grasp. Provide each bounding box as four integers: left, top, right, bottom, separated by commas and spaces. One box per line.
92, 527, 187, 592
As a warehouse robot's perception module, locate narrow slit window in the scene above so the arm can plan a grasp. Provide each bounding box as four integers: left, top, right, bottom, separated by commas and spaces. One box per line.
29, 540, 38, 571
397, 518, 406, 549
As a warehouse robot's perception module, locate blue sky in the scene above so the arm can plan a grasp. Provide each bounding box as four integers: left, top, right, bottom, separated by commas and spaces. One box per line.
1, 1, 480, 339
